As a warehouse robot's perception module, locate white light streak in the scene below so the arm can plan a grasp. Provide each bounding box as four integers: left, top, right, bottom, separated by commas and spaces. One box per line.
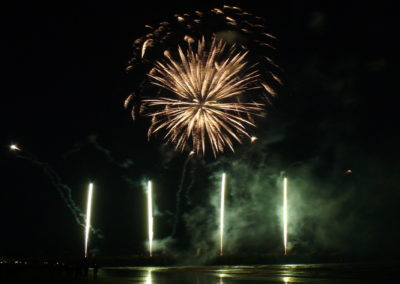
283, 177, 288, 255
84, 182, 93, 258
147, 180, 153, 257
220, 173, 226, 256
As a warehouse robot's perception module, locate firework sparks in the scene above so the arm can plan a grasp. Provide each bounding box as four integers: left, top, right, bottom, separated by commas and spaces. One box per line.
84, 183, 94, 258
220, 172, 226, 256
147, 180, 154, 257
9, 144, 102, 236
145, 38, 264, 156
126, 5, 281, 155
283, 177, 288, 255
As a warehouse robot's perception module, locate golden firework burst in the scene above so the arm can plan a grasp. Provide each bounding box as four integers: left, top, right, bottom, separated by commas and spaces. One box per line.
144, 38, 266, 156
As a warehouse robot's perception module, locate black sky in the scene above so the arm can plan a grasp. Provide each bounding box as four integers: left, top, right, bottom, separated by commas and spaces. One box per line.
1, 1, 398, 258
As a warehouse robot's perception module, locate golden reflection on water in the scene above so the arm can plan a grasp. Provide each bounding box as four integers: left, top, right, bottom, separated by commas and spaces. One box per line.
144, 268, 152, 284
282, 276, 294, 283
218, 273, 226, 284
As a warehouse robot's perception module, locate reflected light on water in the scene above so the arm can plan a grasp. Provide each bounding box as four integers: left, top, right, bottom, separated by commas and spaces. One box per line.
145, 268, 152, 284
218, 273, 226, 284
282, 276, 293, 283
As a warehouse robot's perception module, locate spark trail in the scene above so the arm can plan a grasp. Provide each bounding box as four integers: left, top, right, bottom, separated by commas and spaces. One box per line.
283, 177, 288, 255
170, 153, 193, 237
89, 136, 134, 169
63, 136, 134, 169
9, 144, 102, 237
184, 159, 197, 206
84, 182, 94, 258
147, 180, 154, 257
220, 172, 226, 256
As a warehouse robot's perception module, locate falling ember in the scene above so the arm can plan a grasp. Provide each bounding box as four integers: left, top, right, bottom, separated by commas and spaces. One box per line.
84, 183, 94, 258
10, 144, 20, 151
283, 177, 288, 255
220, 173, 226, 256
142, 39, 153, 58
147, 180, 154, 257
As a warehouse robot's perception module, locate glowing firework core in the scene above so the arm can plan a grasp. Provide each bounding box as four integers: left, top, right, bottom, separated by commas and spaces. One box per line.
147, 180, 153, 257
84, 182, 93, 258
220, 173, 226, 256
145, 38, 264, 156
10, 144, 20, 151
283, 177, 288, 255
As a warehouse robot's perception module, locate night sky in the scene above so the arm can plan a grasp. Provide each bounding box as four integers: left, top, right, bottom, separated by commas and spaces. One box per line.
2, 1, 398, 259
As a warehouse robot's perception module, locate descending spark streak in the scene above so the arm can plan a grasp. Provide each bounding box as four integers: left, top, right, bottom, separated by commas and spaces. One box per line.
10, 144, 103, 240
220, 173, 226, 256
25, 159, 85, 225
170, 152, 193, 237
147, 180, 153, 257
84, 183, 94, 258
283, 177, 288, 255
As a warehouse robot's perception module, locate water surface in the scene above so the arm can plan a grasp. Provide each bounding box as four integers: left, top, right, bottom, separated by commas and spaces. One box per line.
88, 263, 398, 283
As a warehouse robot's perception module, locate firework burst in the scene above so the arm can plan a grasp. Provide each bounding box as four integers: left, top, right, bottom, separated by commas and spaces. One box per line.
126, 5, 282, 155
145, 38, 264, 155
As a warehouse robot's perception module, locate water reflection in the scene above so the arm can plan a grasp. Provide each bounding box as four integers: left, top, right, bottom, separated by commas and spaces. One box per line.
96, 263, 397, 283
144, 268, 152, 284
217, 273, 226, 284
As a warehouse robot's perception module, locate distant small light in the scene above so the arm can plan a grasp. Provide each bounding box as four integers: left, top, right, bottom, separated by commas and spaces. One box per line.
345, 169, 353, 174
251, 136, 258, 143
